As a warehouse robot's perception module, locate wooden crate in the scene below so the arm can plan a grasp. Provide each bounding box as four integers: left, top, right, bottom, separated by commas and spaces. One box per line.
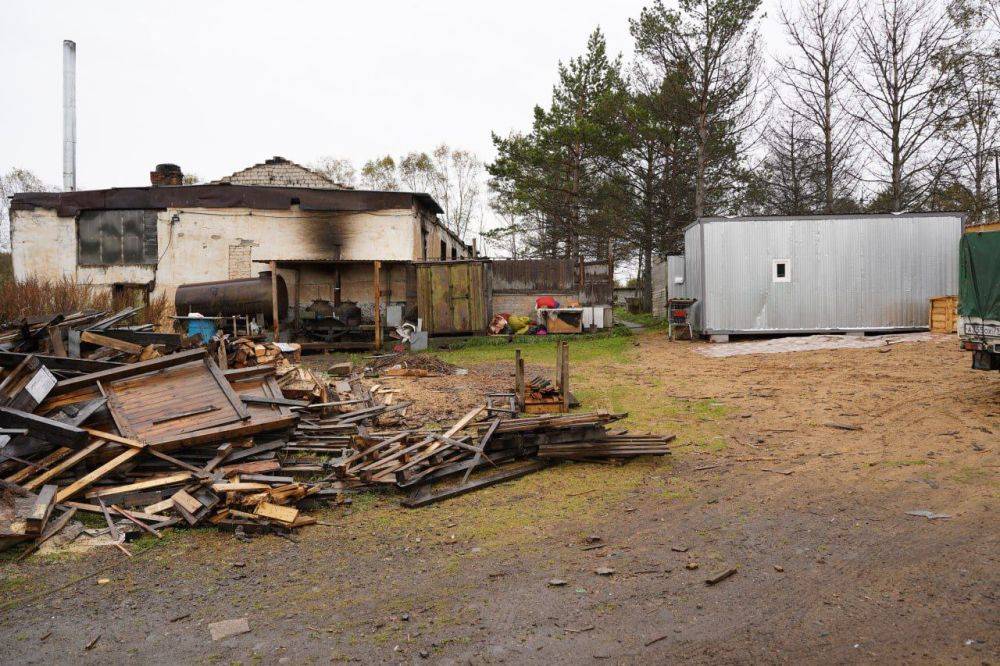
929, 295, 958, 333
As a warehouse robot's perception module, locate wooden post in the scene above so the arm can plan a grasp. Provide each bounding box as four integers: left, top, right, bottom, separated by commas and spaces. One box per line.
293, 267, 301, 337
334, 266, 341, 307
373, 261, 382, 351
269, 261, 279, 342
514, 349, 524, 411
559, 341, 569, 413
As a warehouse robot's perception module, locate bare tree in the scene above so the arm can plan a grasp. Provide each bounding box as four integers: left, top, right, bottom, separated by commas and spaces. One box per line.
311, 156, 357, 188
359, 156, 398, 190
847, 0, 960, 211
431, 145, 484, 241
779, 0, 859, 212
0, 168, 49, 253
940, 0, 1000, 222
398, 152, 438, 194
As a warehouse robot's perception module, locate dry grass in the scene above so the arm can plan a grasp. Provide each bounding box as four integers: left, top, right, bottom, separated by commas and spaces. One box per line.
0, 276, 170, 328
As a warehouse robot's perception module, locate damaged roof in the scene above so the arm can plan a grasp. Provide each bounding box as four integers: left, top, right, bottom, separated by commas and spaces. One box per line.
215, 155, 350, 190
10, 183, 444, 217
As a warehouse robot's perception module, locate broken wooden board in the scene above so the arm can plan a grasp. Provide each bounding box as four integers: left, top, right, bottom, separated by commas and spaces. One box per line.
402, 460, 548, 508
50, 348, 208, 396
101, 358, 250, 446
24, 484, 57, 535
0, 407, 90, 448
254, 501, 299, 524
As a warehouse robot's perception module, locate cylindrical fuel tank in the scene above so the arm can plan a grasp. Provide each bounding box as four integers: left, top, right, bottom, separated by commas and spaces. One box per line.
174, 273, 288, 321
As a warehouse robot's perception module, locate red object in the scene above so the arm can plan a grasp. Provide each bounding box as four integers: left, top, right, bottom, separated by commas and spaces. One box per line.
536, 296, 558, 309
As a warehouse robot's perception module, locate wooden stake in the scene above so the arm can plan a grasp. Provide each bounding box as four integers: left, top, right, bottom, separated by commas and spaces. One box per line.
560, 341, 570, 413
514, 349, 524, 411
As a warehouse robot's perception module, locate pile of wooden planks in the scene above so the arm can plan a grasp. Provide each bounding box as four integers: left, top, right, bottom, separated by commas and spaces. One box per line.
0, 348, 377, 554
1, 332, 676, 556
0, 306, 187, 366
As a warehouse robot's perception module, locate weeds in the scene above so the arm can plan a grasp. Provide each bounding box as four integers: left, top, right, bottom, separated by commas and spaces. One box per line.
0, 275, 170, 328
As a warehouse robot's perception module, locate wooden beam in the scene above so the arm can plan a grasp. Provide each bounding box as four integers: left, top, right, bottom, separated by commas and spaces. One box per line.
5, 446, 74, 485
25, 484, 57, 534
84, 472, 193, 499
403, 460, 547, 508
80, 331, 144, 355
54, 446, 143, 503
23, 438, 107, 490
50, 348, 207, 396
0, 351, 122, 373
373, 260, 382, 351
0, 407, 90, 448
270, 260, 280, 342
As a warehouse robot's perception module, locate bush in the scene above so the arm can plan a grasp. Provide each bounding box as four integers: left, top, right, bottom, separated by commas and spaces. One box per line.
0, 275, 170, 329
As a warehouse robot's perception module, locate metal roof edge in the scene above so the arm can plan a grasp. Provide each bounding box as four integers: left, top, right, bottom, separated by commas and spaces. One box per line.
696, 211, 968, 223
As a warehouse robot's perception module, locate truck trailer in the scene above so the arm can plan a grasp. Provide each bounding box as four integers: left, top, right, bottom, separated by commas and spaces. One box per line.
958, 228, 1000, 371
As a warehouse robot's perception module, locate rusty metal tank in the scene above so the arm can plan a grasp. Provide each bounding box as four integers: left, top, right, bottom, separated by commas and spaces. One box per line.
174, 273, 288, 321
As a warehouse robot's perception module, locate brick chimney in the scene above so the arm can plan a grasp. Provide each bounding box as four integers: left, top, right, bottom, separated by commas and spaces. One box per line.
150, 163, 183, 186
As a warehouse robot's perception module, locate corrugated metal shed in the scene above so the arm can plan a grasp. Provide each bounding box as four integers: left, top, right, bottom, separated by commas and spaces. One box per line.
680, 212, 963, 334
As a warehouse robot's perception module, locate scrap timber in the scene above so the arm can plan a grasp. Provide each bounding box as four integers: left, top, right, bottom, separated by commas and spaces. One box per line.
0, 315, 674, 557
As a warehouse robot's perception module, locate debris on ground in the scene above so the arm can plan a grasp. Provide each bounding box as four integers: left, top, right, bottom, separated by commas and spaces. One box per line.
905, 509, 952, 520
705, 567, 738, 585
694, 332, 933, 358
363, 353, 459, 377
0, 308, 674, 559
208, 617, 251, 641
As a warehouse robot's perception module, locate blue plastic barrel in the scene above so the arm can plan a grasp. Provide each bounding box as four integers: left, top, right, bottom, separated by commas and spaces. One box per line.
186, 318, 217, 339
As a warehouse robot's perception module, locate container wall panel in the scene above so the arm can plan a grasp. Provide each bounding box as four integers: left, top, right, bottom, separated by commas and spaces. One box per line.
695, 214, 962, 333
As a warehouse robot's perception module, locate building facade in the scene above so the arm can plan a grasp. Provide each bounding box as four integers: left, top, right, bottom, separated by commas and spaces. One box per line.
10, 158, 469, 318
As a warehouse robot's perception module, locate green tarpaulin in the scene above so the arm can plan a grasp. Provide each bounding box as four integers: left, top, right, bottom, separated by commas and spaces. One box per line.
959, 231, 1000, 321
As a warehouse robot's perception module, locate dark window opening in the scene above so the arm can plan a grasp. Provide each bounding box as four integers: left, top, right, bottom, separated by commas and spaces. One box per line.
78, 210, 158, 266
775, 262, 786, 278
440, 240, 447, 260
451, 247, 458, 260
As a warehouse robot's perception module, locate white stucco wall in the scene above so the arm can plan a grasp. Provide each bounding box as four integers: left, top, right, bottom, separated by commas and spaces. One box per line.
11, 205, 421, 303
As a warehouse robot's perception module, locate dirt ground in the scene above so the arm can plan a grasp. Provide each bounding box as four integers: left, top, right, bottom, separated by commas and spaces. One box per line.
1, 331, 997, 665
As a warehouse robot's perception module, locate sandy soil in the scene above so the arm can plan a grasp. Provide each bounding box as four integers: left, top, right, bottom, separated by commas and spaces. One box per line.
0, 332, 997, 665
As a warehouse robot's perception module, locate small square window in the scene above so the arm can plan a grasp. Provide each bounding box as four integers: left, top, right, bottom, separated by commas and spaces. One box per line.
772, 259, 791, 283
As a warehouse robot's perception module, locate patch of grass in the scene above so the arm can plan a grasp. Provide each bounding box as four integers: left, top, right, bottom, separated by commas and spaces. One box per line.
431, 333, 637, 367
882, 459, 929, 468
612, 307, 667, 329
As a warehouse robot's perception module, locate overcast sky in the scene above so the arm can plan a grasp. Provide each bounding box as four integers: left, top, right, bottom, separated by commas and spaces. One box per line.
1, 0, 785, 194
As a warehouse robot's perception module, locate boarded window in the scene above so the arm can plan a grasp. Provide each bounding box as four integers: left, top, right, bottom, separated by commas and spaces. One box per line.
78, 210, 158, 265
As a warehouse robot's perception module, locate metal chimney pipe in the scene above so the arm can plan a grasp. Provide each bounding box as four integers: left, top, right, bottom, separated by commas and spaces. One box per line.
63, 40, 76, 192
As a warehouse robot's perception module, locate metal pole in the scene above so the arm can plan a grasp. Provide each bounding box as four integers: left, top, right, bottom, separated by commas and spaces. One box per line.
995, 151, 999, 220
63, 40, 76, 192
